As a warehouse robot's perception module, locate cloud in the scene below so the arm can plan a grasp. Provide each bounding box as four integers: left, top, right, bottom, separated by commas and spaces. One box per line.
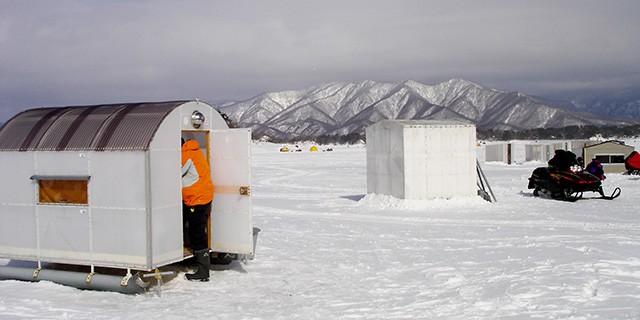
1, 0, 639, 120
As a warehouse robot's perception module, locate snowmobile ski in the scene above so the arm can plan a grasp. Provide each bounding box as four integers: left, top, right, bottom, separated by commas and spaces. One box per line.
599, 187, 621, 200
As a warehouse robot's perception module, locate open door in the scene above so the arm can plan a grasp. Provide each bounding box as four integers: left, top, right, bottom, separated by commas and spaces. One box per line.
209, 128, 253, 255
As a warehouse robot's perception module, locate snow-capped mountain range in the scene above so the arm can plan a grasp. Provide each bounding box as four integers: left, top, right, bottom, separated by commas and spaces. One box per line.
569, 89, 640, 120
217, 79, 629, 140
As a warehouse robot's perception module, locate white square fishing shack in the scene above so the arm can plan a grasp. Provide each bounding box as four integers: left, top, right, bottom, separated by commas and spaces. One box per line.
366, 120, 477, 200
0, 101, 254, 274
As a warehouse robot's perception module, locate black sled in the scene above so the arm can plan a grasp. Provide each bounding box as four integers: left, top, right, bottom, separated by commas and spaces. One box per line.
527, 167, 621, 201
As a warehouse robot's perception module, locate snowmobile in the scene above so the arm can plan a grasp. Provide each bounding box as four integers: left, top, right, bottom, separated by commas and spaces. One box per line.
528, 167, 620, 201
527, 150, 621, 201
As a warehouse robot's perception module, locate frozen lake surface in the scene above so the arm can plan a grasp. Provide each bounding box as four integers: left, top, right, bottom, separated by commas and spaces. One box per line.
1, 141, 640, 319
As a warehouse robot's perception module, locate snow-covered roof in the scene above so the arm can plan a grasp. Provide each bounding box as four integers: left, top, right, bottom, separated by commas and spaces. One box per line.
0, 101, 189, 151
583, 140, 634, 150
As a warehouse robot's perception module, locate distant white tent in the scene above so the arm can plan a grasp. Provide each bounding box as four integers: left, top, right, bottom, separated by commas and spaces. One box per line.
479, 140, 595, 164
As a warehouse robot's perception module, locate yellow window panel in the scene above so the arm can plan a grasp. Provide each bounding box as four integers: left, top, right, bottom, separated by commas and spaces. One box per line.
38, 180, 88, 205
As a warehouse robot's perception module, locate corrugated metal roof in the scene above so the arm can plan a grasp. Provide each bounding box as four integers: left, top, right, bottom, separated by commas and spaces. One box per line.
0, 101, 189, 151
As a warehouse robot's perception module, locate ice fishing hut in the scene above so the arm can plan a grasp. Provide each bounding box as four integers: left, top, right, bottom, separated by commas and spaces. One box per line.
583, 140, 635, 174
366, 120, 477, 200
0, 100, 254, 292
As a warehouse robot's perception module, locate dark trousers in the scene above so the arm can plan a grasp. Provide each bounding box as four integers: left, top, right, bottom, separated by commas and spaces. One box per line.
182, 202, 211, 251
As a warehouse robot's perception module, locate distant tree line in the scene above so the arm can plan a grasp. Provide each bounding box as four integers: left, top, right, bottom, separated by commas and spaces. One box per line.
477, 124, 640, 141
313, 132, 365, 144
252, 132, 366, 144
247, 124, 640, 144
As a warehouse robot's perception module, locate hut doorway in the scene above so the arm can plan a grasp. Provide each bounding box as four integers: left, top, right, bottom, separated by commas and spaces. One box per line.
181, 130, 212, 256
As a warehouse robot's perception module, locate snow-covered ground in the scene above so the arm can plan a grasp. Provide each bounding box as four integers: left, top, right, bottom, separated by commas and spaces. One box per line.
2, 141, 640, 319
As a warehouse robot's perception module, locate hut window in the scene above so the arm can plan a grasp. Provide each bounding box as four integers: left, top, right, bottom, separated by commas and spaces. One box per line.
594, 154, 625, 164
31, 176, 90, 205
611, 155, 625, 163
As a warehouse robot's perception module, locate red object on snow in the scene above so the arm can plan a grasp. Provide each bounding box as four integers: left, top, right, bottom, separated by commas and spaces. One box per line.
625, 151, 640, 171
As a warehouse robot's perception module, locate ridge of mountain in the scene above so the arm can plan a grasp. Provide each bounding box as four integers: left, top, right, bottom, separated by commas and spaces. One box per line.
217, 79, 629, 140
568, 88, 640, 120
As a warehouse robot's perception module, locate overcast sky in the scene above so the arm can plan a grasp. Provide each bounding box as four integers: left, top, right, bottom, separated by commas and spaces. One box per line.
1, 0, 639, 122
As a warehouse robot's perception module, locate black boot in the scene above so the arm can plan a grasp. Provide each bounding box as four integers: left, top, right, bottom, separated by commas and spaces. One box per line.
186, 249, 210, 281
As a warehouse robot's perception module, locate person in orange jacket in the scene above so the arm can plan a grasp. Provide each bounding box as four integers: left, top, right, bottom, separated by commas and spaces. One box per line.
181, 138, 214, 281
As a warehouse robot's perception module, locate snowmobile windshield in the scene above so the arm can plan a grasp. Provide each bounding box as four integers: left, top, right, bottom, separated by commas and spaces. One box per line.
549, 150, 579, 172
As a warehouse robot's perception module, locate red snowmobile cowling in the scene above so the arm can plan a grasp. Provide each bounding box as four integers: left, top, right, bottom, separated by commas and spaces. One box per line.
625, 151, 640, 174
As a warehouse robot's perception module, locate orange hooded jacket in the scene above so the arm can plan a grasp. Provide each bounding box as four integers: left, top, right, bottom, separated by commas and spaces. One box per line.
181, 139, 214, 206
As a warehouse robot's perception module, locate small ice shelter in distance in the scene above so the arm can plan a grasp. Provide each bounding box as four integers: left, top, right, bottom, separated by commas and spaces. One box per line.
583, 140, 635, 174
0, 100, 254, 293
366, 120, 477, 200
